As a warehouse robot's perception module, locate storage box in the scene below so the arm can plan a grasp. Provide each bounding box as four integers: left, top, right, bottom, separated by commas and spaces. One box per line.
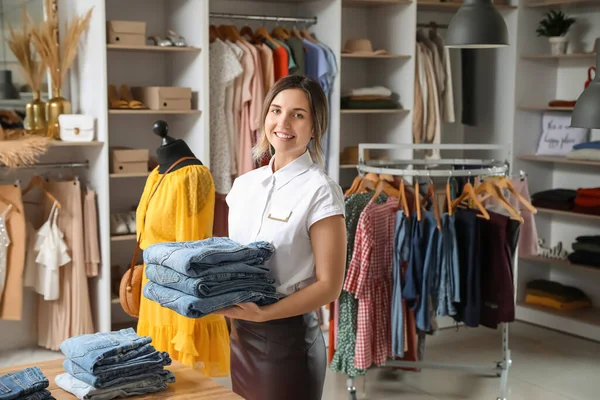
110, 147, 149, 174
107, 21, 146, 46
131, 86, 192, 110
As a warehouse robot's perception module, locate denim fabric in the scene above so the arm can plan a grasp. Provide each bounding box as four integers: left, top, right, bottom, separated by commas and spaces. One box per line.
144, 281, 281, 318
60, 328, 152, 374
62, 360, 171, 390
55, 371, 175, 400
143, 237, 275, 274
146, 264, 275, 297
391, 211, 410, 357
0, 367, 49, 400
403, 212, 425, 307
416, 212, 440, 332
20, 389, 54, 400
147, 262, 270, 282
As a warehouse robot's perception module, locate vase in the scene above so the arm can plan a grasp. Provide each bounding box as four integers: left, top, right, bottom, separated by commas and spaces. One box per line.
25, 91, 47, 132
46, 89, 71, 139
549, 36, 568, 56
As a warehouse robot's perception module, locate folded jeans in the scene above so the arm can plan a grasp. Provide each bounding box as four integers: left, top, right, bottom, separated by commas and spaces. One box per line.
143, 237, 275, 273
60, 329, 152, 374
19, 389, 54, 400
144, 281, 281, 318
146, 264, 275, 297
0, 367, 49, 400
55, 371, 175, 400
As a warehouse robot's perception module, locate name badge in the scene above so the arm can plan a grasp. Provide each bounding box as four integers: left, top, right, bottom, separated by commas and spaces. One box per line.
268, 206, 293, 223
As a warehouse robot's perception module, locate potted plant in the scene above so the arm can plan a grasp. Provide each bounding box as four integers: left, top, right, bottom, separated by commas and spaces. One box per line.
536, 10, 576, 55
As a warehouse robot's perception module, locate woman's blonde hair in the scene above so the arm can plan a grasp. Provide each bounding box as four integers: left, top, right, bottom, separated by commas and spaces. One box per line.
252, 75, 328, 166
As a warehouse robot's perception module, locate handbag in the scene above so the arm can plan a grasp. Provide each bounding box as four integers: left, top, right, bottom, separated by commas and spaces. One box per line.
58, 114, 95, 142
120, 156, 197, 317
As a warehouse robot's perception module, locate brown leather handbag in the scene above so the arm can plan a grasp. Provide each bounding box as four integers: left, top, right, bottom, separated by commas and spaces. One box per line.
119, 157, 196, 317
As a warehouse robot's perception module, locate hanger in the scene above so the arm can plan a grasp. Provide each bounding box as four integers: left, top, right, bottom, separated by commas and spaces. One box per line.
371, 179, 399, 201
474, 180, 523, 222
228, 25, 243, 42
450, 179, 489, 220
240, 25, 255, 43
358, 177, 378, 194
415, 180, 422, 221
299, 21, 318, 44
345, 176, 363, 196
291, 22, 303, 40
272, 26, 290, 41
22, 175, 61, 209
429, 21, 438, 38
491, 177, 536, 214
421, 176, 442, 231
209, 24, 220, 43
395, 178, 410, 217
446, 175, 453, 216
255, 24, 280, 48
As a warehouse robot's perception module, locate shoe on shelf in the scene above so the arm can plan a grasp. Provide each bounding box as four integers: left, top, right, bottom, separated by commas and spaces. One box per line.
119, 84, 147, 109
110, 214, 129, 236
148, 35, 172, 47
108, 84, 128, 109
166, 29, 187, 47
125, 211, 136, 234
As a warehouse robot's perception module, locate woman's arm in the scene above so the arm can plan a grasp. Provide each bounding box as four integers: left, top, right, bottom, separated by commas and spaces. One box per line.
215, 214, 347, 322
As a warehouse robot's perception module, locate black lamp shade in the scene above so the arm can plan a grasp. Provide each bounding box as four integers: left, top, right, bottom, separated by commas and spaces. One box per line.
445, 0, 510, 49
571, 43, 600, 129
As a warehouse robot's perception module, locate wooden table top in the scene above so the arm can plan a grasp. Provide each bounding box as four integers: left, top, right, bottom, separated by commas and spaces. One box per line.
0, 359, 242, 400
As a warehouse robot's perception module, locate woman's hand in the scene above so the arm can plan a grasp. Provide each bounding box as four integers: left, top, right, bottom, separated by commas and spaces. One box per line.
215, 303, 267, 322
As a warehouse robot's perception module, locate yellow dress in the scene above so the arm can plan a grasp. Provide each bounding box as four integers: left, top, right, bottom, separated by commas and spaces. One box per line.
136, 164, 230, 376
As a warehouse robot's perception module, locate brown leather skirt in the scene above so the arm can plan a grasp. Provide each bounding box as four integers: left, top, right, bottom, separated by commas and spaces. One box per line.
230, 311, 326, 400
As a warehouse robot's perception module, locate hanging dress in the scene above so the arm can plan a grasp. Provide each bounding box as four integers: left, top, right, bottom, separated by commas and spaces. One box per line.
136, 165, 230, 377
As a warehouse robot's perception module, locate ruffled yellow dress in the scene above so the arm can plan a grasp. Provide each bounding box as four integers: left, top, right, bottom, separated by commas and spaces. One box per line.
136, 164, 230, 376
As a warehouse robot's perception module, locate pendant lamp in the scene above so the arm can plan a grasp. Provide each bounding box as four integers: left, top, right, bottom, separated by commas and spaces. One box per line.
445, 0, 509, 49
571, 42, 600, 128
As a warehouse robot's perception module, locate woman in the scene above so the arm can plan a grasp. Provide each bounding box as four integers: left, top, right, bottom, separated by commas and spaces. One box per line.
218, 75, 347, 400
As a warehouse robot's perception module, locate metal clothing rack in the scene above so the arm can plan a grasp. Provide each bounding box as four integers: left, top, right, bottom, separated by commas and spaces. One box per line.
0, 161, 89, 169
209, 12, 317, 26
342, 143, 514, 400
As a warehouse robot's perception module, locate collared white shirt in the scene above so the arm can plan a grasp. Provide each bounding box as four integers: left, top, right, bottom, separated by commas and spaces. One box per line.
226, 151, 345, 295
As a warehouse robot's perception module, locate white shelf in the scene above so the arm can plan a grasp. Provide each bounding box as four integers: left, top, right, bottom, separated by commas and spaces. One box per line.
107, 44, 201, 52
417, 1, 517, 11
110, 234, 137, 242
340, 164, 358, 169
49, 140, 104, 147
109, 109, 202, 115
519, 255, 600, 274
343, 0, 411, 6
341, 109, 410, 114
521, 53, 596, 60
525, 0, 600, 7
342, 54, 411, 59
516, 303, 600, 342
536, 207, 600, 222
518, 155, 600, 166
110, 172, 150, 178
518, 105, 574, 111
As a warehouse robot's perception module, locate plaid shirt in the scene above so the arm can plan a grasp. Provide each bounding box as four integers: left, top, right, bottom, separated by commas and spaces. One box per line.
344, 198, 397, 369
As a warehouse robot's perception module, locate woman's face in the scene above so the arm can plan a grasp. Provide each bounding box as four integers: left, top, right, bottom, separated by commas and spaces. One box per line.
264, 88, 313, 160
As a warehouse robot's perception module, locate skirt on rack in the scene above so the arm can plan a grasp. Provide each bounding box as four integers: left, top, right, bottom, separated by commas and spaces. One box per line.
230, 311, 326, 400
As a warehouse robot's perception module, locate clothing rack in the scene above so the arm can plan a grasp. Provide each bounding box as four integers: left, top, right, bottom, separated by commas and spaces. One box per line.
0, 161, 89, 169
209, 12, 317, 26
417, 21, 449, 29
343, 143, 514, 400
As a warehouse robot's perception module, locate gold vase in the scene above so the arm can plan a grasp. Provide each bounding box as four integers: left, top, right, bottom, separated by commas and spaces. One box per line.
46, 89, 71, 139
25, 91, 47, 132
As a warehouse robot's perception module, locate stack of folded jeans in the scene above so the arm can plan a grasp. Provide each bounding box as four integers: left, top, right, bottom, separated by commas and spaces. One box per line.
0, 366, 54, 400
142, 237, 282, 318
55, 328, 175, 400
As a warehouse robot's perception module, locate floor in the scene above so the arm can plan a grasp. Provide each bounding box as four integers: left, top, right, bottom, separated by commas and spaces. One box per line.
1, 321, 599, 400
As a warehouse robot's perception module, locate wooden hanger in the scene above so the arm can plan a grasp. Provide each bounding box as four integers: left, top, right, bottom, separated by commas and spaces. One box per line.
300, 27, 318, 44
474, 181, 523, 222
272, 26, 289, 41
371, 180, 399, 201
22, 176, 61, 209
255, 26, 280, 48
450, 182, 489, 220
344, 176, 363, 196
492, 177, 537, 214
209, 25, 219, 43
422, 179, 442, 231
228, 25, 243, 42
357, 177, 378, 194
217, 25, 232, 41
446, 178, 453, 216
395, 179, 410, 217
415, 181, 422, 221
240, 25, 255, 43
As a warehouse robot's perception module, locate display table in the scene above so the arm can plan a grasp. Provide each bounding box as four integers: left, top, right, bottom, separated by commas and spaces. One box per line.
0, 359, 242, 399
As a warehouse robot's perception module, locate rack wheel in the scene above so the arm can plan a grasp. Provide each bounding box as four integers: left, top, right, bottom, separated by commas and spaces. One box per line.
348, 391, 358, 400
496, 397, 507, 400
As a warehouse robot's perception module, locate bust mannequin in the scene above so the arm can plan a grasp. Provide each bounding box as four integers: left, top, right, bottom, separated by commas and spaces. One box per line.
153, 120, 203, 173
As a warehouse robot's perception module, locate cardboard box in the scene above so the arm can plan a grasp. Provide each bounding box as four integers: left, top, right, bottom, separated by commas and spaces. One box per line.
131, 86, 192, 110
107, 21, 146, 46
110, 147, 149, 174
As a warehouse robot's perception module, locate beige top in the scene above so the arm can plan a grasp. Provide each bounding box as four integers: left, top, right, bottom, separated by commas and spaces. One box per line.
256, 43, 275, 94
83, 190, 100, 277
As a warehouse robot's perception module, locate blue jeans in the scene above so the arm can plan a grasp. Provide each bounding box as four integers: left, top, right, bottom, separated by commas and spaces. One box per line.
434, 213, 460, 317
0, 367, 49, 400
60, 328, 152, 374
63, 350, 171, 389
55, 371, 175, 400
20, 390, 54, 400
147, 262, 271, 281
416, 212, 440, 332
146, 264, 275, 297
144, 282, 281, 318
143, 238, 275, 274
391, 211, 411, 357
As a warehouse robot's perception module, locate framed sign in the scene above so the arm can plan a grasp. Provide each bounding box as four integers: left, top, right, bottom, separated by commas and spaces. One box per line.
536, 112, 588, 156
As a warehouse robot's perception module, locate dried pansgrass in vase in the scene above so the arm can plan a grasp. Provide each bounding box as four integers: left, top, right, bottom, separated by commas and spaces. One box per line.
30, 0, 93, 93
6, 3, 45, 93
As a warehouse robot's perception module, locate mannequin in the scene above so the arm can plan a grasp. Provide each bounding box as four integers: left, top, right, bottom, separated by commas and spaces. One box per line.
153, 120, 203, 173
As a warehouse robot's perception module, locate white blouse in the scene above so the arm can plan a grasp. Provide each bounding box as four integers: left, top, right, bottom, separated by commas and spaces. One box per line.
226, 150, 345, 295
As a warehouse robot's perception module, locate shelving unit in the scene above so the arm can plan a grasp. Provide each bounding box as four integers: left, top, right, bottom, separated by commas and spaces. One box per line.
111, 234, 137, 242
417, 0, 517, 11
108, 109, 202, 115
340, 109, 410, 114
512, 0, 600, 344
341, 53, 411, 59
342, 0, 412, 7
48, 140, 104, 147
107, 44, 201, 52
109, 172, 151, 178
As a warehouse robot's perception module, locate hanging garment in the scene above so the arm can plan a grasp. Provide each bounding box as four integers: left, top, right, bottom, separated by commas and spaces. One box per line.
274, 38, 298, 74
236, 41, 256, 176
420, 44, 441, 160
314, 41, 338, 169
225, 40, 244, 174
210, 39, 244, 195
255, 43, 275, 93
37, 180, 94, 349
330, 193, 388, 377
24, 201, 71, 301
224, 40, 244, 177
270, 44, 289, 82
392, 210, 410, 356
0, 203, 12, 299
413, 45, 424, 144
286, 36, 305, 76
136, 165, 230, 376
430, 30, 455, 123
0, 184, 26, 321
83, 190, 100, 277
344, 198, 397, 370
241, 40, 265, 146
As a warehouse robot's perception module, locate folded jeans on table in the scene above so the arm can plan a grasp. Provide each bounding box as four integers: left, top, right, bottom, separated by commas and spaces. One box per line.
143, 237, 275, 273
55, 371, 175, 400
63, 352, 171, 389
144, 281, 281, 318
0, 366, 49, 400
145, 261, 271, 281
19, 389, 54, 400
146, 264, 275, 297
60, 328, 152, 374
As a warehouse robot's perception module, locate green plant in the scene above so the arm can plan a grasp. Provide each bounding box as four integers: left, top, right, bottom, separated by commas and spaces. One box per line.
536, 10, 575, 37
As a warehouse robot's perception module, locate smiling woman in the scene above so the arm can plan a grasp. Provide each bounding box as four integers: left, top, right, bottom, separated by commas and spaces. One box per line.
221, 75, 347, 400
